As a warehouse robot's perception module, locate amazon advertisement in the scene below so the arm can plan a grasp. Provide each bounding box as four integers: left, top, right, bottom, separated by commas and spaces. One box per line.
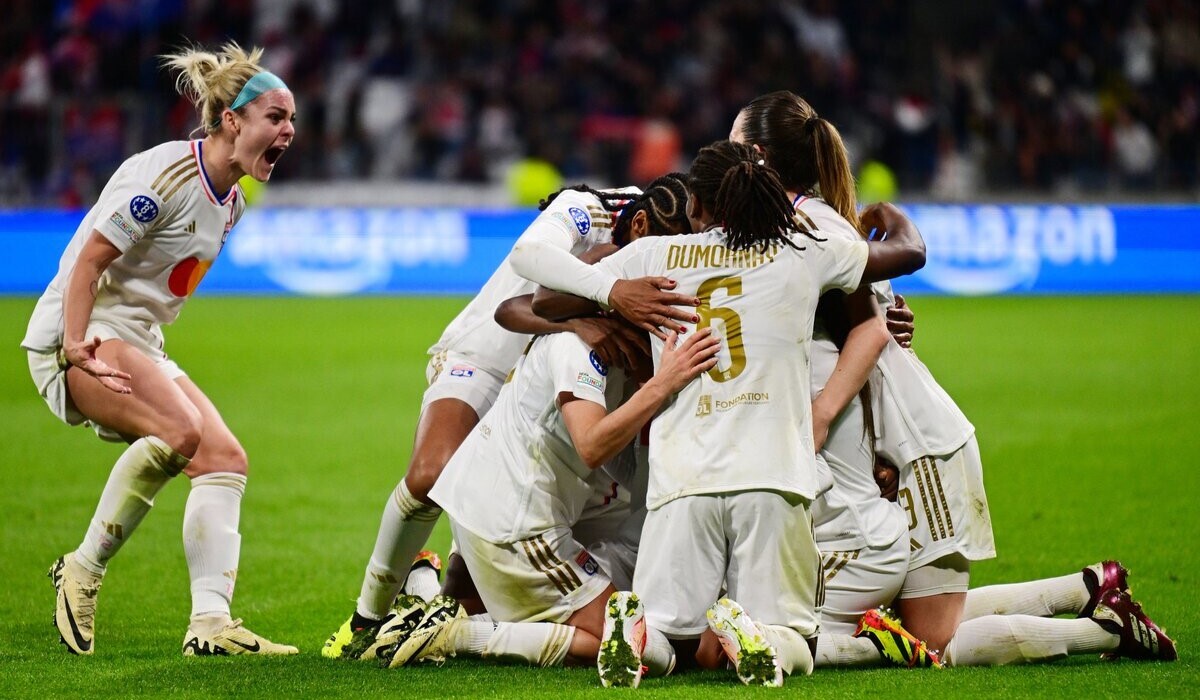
1, 205, 1196, 296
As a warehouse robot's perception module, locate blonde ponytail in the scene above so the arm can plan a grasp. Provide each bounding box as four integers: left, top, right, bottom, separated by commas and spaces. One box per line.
161, 42, 267, 135
809, 118, 861, 233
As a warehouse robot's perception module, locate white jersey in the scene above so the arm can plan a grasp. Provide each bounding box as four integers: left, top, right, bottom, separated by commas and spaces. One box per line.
796, 198, 907, 550
597, 226, 868, 510
23, 140, 244, 354
428, 188, 635, 376
430, 332, 628, 543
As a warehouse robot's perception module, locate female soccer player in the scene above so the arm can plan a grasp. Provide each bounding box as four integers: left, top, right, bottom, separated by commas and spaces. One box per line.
734, 91, 1175, 666
23, 42, 298, 656
545, 140, 926, 687
322, 175, 702, 658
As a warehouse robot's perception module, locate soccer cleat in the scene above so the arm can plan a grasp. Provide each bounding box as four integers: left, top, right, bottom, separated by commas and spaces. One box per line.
706, 598, 783, 687
385, 594, 464, 668
1079, 560, 1130, 618
182, 618, 299, 656
48, 553, 102, 655
411, 550, 443, 577
854, 608, 943, 669
598, 591, 646, 688
356, 595, 428, 661
1090, 588, 1177, 661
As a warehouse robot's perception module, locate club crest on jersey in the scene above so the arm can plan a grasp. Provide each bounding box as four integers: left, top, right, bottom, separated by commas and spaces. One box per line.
696, 394, 713, 417
449, 365, 475, 378
575, 550, 601, 576
568, 207, 591, 236
129, 195, 159, 223
589, 350, 608, 376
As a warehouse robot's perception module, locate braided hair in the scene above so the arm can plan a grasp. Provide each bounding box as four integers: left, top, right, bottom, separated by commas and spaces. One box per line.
538, 174, 691, 246
688, 140, 824, 252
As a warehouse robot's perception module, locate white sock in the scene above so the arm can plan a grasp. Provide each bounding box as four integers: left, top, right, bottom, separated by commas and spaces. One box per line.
944, 615, 1118, 666
452, 620, 574, 666
404, 566, 441, 603
183, 472, 246, 620
761, 624, 814, 676
642, 626, 677, 677
962, 574, 1089, 620
814, 634, 883, 668
356, 480, 441, 620
75, 436, 188, 575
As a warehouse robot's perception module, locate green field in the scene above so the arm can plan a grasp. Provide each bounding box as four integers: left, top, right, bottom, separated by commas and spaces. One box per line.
1, 294, 1196, 697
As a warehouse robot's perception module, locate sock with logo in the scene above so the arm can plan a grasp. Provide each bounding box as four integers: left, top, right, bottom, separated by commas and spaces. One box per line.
75, 436, 188, 575
762, 624, 815, 676
184, 472, 246, 619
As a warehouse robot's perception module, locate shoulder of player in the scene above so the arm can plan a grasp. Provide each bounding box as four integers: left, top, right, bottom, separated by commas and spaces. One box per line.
118, 141, 198, 206
795, 197, 861, 242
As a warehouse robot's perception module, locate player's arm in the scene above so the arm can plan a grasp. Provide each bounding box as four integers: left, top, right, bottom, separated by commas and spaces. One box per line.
561, 329, 719, 469
62, 231, 132, 393
495, 294, 649, 370
812, 289, 889, 452
860, 203, 926, 283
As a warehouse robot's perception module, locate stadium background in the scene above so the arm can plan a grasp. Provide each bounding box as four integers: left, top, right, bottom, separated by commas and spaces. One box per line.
1, 0, 1197, 697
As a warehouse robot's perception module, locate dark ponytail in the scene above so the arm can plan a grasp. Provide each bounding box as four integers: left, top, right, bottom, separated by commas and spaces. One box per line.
689, 140, 823, 252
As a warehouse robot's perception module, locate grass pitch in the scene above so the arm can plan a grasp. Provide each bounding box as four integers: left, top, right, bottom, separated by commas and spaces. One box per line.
0, 294, 1196, 697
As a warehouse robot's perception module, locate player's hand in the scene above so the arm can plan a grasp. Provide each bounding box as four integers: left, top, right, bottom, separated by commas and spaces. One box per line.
64, 336, 132, 394
812, 410, 831, 454
873, 457, 900, 502
608, 277, 700, 340
654, 328, 719, 394
887, 294, 915, 348
568, 316, 650, 372
860, 202, 904, 240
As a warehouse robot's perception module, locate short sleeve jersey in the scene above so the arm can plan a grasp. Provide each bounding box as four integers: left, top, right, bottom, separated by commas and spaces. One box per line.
597, 225, 868, 509
428, 188, 636, 376
23, 140, 244, 354
429, 332, 628, 543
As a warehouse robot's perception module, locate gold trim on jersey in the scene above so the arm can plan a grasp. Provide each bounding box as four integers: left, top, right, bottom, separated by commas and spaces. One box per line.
161, 171, 198, 202
151, 155, 193, 192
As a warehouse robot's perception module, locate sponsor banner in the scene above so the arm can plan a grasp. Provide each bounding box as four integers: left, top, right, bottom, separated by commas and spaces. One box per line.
1, 204, 1197, 295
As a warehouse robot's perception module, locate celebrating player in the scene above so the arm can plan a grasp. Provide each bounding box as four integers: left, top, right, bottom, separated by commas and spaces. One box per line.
323, 175, 700, 658
533, 140, 926, 687
23, 42, 298, 656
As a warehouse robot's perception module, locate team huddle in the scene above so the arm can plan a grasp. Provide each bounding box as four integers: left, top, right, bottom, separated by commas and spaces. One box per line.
24, 42, 1177, 686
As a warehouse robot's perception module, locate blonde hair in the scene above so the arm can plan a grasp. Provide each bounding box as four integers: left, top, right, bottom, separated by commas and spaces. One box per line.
161, 41, 267, 135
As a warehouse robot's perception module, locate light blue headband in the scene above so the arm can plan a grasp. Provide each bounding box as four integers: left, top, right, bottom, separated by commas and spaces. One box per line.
230, 71, 288, 111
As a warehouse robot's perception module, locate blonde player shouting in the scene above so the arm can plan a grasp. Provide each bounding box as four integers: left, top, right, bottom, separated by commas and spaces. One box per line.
23, 42, 297, 656
323, 175, 701, 659
537, 140, 926, 687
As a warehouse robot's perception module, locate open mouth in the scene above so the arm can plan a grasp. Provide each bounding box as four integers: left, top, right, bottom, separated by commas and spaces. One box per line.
264, 146, 287, 166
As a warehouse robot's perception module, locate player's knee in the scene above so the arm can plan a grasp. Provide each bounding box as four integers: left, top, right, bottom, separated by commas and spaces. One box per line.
159, 404, 203, 458
405, 453, 450, 498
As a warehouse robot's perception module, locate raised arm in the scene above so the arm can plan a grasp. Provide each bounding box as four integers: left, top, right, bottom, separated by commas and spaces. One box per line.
61, 231, 133, 393
561, 329, 720, 469
860, 202, 926, 284
495, 294, 649, 370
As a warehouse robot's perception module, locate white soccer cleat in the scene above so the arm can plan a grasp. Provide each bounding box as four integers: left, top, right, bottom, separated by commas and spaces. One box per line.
359, 594, 428, 662
182, 618, 299, 656
598, 591, 646, 688
706, 598, 783, 687
384, 594, 464, 668
48, 552, 102, 655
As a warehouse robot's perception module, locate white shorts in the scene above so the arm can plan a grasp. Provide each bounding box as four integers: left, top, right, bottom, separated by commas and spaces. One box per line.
26, 322, 185, 442
897, 436, 996, 570
898, 553, 971, 598
575, 500, 643, 592
421, 350, 507, 418
633, 491, 820, 639
450, 519, 611, 624
818, 535, 909, 635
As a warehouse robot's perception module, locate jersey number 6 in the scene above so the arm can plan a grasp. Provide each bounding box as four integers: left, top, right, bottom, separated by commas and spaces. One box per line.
697, 275, 746, 382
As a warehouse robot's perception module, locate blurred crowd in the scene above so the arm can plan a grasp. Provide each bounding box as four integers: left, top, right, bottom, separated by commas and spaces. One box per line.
1, 0, 1197, 206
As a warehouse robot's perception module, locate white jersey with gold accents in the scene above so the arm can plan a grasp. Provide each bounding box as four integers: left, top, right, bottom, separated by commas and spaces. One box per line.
429, 331, 628, 544
597, 225, 868, 509
23, 140, 244, 354
428, 187, 637, 377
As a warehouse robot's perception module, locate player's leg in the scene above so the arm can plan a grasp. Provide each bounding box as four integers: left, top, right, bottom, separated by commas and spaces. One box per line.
49, 339, 197, 654
962, 561, 1129, 620
813, 536, 913, 668
721, 491, 819, 684
894, 554, 970, 653
173, 376, 297, 656
943, 615, 1118, 665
